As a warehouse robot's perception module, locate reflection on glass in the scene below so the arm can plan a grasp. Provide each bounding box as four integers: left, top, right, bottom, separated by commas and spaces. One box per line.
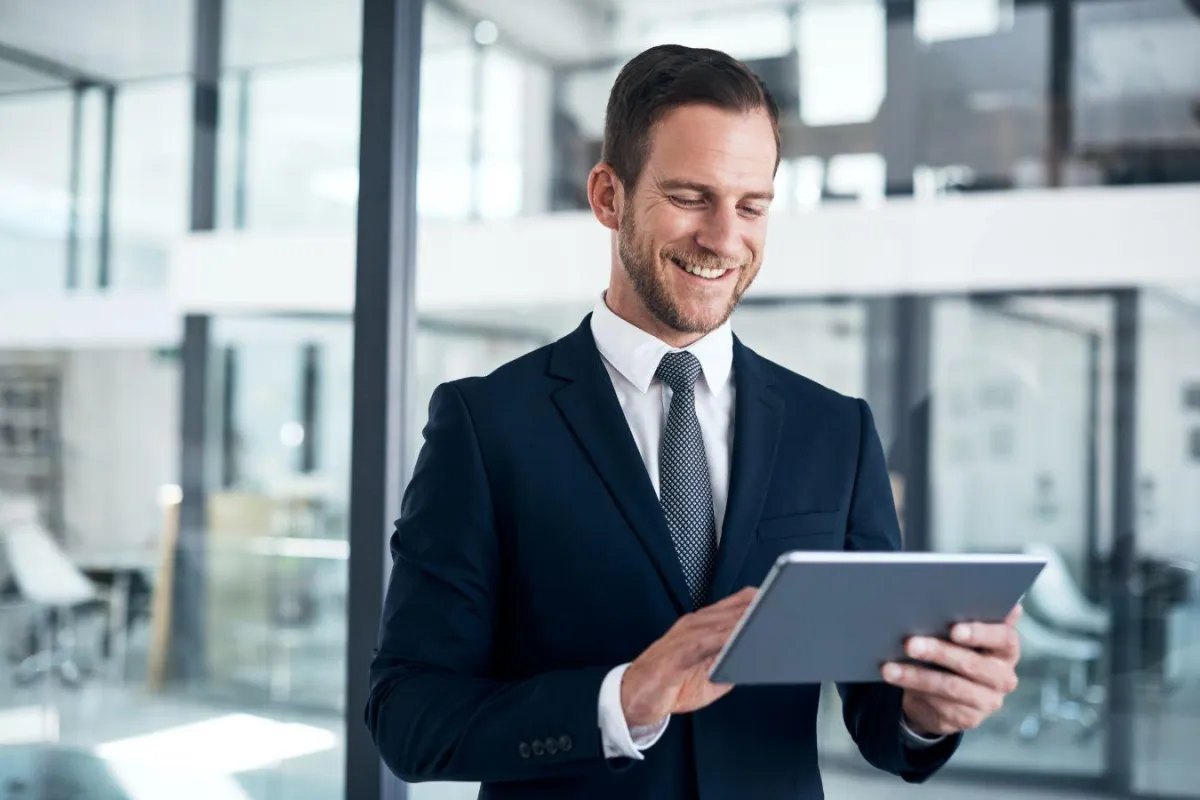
927, 296, 1111, 775
1133, 287, 1200, 798
0, 91, 73, 291
797, 0, 886, 126
110, 80, 191, 289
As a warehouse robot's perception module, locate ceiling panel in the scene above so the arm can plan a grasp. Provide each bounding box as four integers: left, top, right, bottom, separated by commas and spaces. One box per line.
0, 0, 365, 82
224, 0, 362, 70
0, 58, 68, 95
0, 0, 191, 81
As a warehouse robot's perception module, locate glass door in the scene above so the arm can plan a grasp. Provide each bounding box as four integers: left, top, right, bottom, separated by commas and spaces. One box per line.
1133, 288, 1200, 798
927, 294, 1114, 778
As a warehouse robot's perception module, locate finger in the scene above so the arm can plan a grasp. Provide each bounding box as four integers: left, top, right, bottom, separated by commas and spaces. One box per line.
682, 601, 753, 631
882, 663, 1002, 713
684, 596, 755, 629
705, 587, 758, 611
905, 637, 1018, 694
949, 620, 1020, 659
1005, 604, 1023, 625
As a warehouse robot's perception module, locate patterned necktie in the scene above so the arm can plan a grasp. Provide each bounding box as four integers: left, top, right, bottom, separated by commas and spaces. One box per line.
656, 351, 718, 609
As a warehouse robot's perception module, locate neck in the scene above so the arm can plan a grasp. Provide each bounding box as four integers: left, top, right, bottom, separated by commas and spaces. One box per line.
603, 286, 708, 349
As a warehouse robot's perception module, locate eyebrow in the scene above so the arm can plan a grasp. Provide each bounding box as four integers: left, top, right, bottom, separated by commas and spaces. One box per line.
657, 179, 775, 203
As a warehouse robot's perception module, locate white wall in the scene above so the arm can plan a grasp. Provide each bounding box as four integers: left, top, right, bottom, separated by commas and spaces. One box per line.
169, 184, 1200, 316
61, 349, 178, 554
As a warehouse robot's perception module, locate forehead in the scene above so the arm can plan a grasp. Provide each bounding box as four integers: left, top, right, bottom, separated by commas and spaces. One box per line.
643, 104, 777, 192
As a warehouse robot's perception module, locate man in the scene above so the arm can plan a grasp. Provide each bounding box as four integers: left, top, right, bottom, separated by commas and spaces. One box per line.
367, 45, 1022, 799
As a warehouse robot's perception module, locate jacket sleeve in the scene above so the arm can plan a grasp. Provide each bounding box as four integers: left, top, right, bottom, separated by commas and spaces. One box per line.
836, 398, 961, 783
365, 382, 614, 784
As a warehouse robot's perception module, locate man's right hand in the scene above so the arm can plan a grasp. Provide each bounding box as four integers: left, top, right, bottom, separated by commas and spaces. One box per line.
620, 587, 758, 728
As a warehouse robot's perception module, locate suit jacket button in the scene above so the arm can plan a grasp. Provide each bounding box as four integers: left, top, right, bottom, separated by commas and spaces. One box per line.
518, 742, 531, 759
531, 740, 545, 757
544, 738, 558, 755
558, 735, 573, 752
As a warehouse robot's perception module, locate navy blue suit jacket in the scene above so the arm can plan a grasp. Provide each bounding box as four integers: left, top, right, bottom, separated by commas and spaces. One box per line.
367, 316, 960, 798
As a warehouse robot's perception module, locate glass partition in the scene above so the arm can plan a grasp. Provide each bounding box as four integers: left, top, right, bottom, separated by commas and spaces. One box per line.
0, 91, 74, 292
1134, 287, 1200, 798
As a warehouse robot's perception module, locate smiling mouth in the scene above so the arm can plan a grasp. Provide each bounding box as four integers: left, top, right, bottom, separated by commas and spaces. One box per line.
669, 255, 731, 281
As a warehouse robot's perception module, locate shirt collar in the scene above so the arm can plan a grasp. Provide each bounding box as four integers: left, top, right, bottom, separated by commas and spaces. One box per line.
590, 293, 734, 395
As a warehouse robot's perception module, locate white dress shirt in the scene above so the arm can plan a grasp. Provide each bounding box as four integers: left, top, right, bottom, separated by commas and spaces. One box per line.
588, 295, 942, 759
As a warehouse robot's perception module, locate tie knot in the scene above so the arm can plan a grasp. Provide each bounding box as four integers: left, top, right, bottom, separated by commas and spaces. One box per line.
656, 351, 703, 394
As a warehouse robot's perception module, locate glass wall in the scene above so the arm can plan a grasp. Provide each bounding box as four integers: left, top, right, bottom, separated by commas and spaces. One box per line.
0, 3, 362, 800
925, 295, 1113, 775
1134, 287, 1200, 798
0, 89, 74, 291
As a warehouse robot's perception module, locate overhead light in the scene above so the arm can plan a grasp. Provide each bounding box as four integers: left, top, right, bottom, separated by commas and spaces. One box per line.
158, 484, 183, 507
308, 168, 359, 205
474, 20, 499, 46
279, 421, 305, 448
797, 1, 886, 127
916, 0, 1014, 44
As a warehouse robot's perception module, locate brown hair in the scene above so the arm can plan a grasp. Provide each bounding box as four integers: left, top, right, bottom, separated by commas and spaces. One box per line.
602, 44, 782, 189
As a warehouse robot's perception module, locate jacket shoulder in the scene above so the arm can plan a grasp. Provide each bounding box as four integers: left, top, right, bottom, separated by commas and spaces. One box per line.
439, 339, 558, 406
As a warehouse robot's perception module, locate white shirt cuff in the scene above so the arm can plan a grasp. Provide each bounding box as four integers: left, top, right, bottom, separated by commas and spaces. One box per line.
598, 663, 670, 760
900, 713, 946, 748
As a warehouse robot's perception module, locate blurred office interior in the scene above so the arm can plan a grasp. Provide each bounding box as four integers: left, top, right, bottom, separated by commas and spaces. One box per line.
0, 0, 1198, 798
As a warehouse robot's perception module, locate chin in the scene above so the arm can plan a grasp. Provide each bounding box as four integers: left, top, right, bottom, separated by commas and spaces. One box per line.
673, 302, 734, 335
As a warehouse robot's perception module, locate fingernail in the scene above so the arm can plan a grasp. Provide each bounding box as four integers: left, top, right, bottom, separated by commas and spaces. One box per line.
953, 625, 971, 643
884, 664, 903, 682
908, 638, 927, 657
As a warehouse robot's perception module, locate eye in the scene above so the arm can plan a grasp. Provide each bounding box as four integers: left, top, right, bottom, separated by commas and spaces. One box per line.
739, 205, 768, 219
670, 195, 704, 208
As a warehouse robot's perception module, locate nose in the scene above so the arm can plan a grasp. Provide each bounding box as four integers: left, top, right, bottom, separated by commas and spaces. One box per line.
694, 206, 745, 263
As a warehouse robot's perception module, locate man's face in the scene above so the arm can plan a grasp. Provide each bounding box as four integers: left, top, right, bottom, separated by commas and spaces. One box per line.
615, 104, 776, 337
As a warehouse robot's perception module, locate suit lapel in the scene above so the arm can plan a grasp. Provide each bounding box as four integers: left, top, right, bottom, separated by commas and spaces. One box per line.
549, 318, 694, 614
711, 338, 785, 601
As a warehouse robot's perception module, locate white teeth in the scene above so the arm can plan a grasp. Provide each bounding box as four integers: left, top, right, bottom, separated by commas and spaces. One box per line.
671, 257, 728, 280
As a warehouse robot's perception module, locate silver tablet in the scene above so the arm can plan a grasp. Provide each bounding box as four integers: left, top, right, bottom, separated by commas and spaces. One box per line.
708, 551, 1047, 685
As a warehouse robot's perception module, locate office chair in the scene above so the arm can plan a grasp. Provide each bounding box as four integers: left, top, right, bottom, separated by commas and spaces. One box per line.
1014, 613, 1105, 742
0, 496, 104, 687
1022, 543, 1110, 636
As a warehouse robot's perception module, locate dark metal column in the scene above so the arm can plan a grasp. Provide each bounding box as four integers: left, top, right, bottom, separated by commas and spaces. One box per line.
171, 0, 224, 683
1085, 332, 1102, 596
172, 314, 212, 681
97, 86, 116, 288
892, 296, 933, 551
300, 343, 320, 474
881, 0, 919, 196
1047, 0, 1074, 187
190, 0, 222, 233
1107, 288, 1140, 795
345, 0, 424, 798
219, 346, 238, 489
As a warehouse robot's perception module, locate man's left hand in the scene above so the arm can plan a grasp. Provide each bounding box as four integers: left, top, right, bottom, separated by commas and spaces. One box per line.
882, 605, 1023, 737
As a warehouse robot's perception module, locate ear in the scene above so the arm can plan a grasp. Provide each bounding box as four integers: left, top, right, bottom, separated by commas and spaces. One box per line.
587, 163, 623, 232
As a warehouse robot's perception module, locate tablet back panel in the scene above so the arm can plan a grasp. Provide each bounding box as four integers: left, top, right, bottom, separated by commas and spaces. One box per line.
709, 553, 1046, 685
